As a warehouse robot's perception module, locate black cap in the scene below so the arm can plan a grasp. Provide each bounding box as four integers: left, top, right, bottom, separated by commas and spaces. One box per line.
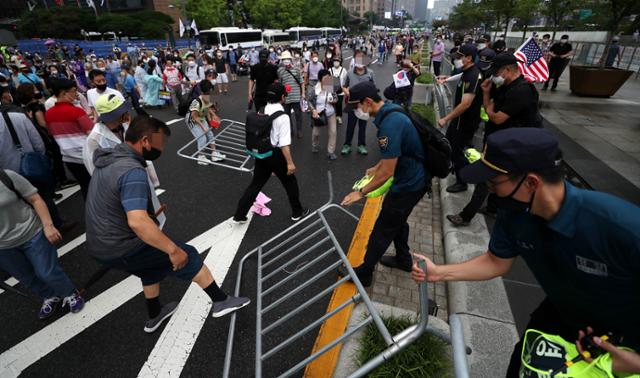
266, 83, 287, 102
487, 52, 518, 76
460, 128, 561, 184
454, 44, 477, 59
477, 48, 496, 71
345, 81, 379, 110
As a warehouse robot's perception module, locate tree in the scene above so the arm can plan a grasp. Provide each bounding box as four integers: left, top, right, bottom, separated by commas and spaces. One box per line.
514, 0, 541, 41
186, 0, 232, 29
432, 19, 448, 28
541, 0, 573, 40
364, 11, 379, 29
449, 0, 487, 30
20, 7, 97, 39
595, 0, 640, 66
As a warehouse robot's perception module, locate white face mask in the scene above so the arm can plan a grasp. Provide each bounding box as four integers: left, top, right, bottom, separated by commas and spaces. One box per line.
188, 61, 196, 67
454, 59, 464, 69
477, 43, 487, 50
312, 57, 319, 63
491, 75, 505, 86
333, 61, 340, 68
560, 39, 568, 44
354, 106, 370, 121
282, 59, 292, 66
326, 54, 332, 59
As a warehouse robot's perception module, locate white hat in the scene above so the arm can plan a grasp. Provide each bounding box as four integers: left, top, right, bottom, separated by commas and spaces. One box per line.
279, 50, 293, 60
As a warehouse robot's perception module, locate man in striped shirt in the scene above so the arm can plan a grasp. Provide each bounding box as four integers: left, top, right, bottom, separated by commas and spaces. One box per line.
45, 78, 94, 198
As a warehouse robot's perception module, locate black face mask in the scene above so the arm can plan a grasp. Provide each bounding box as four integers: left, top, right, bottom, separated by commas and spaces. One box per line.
493, 175, 535, 213
142, 145, 162, 161
96, 83, 107, 91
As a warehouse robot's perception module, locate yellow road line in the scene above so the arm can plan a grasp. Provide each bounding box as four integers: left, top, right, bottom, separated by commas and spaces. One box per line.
304, 197, 383, 378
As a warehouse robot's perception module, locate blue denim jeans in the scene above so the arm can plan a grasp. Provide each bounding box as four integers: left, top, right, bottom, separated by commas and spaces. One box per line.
189, 123, 214, 151
0, 230, 75, 299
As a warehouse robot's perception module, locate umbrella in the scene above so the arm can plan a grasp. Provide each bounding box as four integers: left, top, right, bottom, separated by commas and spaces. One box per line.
44, 38, 56, 46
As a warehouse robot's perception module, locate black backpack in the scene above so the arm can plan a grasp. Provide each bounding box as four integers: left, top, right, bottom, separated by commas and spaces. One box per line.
378, 108, 452, 179
177, 91, 200, 117
245, 110, 285, 155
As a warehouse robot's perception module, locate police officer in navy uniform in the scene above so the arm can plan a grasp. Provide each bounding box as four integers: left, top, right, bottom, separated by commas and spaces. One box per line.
339, 81, 429, 287
412, 128, 640, 376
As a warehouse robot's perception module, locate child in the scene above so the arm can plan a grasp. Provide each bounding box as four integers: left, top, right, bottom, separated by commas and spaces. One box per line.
185, 80, 226, 164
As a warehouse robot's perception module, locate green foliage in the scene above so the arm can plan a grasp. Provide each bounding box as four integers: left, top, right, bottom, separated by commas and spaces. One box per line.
449, 0, 493, 30
432, 20, 448, 28
186, 0, 235, 28
356, 315, 450, 377
243, 0, 305, 29
412, 103, 436, 125
416, 72, 434, 84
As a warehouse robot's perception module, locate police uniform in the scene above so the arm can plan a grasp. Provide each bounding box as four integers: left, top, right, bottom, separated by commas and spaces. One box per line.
459, 128, 640, 377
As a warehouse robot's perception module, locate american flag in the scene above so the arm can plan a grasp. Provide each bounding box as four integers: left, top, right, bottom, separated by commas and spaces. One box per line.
514, 37, 549, 83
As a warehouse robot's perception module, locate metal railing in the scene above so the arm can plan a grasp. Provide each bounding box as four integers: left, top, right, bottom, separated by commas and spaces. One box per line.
222, 172, 471, 378
176, 118, 254, 172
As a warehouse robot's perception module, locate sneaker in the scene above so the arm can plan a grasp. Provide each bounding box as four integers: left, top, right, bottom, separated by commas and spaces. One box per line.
337, 116, 342, 125
211, 151, 226, 162
327, 153, 337, 160
379, 256, 413, 272
211, 295, 251, 318
144, 301, 179, 333
446, 214, 470, 227
62, 291, 85, 313
341, 144, 351, 155
291, 208, 310, 221
197, 154, 211, 165
446, 182, 468, 193
232, 216, 248, 224
53, 193, 63, 201
39, 297, 60, 320
312, 145, 320, 153
336, 264, 372, 287
357, 145, 368, 155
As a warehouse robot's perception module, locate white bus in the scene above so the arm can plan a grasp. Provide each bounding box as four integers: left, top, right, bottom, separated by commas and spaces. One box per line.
262, 29, 290, 48
320, 27, 342, 42
198, 27, 263, 51
286, 27, 323, 49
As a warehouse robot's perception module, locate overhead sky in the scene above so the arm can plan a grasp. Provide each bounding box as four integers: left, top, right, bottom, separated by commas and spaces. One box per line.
428, 0, 435, 9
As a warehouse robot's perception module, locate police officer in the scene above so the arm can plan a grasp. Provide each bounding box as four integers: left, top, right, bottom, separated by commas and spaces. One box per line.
447, 52, 541, 226
339, 81, 428, 286
413, 128, 640, 377
437, 44, 483, 194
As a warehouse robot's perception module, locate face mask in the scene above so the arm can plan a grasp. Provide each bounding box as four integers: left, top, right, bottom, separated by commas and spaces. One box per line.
454, 59, 464, 69
142, 145, 162, 161
294, 53, 300, 58
96, 83, 107, 91
333, 61, 340, 67
312, 57, 319, 63
491, 75, 505, 86
477, 43, 487, 50
354, 106, 370, 121
216, 54, 222, 58
98, 67, 106, 71
493, 176, 535, 213
282, 59, 292, 66
188, 61, 196, 67
50, 70, 58, 75
560, 39, 568, 44
269, 49, 274, 52
326, 54, 332, 59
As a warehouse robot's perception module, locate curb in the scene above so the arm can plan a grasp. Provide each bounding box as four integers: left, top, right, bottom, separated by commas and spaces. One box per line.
439, 176, 519, 377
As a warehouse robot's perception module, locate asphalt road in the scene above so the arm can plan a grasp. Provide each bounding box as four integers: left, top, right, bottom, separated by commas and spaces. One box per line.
0, 50, 403, 378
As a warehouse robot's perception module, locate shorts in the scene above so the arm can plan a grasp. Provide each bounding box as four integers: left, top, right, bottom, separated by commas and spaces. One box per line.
97, 240, 203, 286
216, 73, 229, 84
229, 65, 237, 74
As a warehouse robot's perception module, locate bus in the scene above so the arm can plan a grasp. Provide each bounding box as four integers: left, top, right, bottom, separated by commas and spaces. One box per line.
198, 27, 263, 51
320, 27, 342, 43
262, 29, 290, 48
286, 27, 323, 49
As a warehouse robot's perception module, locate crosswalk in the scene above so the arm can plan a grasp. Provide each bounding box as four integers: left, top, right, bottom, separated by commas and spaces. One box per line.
0, 211, 252, 377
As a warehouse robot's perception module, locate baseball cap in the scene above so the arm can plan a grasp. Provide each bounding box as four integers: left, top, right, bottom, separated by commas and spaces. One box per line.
96, 93, 132, 123
345, 81, 379, 111
477, 48, 496, 71
266, 83, 288, 100
453, 44, 477, 60
460, 128, 562, 184
487, 52, 518, 76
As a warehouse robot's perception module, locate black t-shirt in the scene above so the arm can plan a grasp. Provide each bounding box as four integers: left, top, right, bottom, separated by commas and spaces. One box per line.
490, 76, 539, 132
250, 63, 278, 98
550, 42, 572, 59
213, 57, 227, 73
452, 64, 482, 134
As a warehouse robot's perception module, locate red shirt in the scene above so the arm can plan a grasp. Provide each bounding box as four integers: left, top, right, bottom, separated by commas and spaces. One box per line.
45, 101, 94, 164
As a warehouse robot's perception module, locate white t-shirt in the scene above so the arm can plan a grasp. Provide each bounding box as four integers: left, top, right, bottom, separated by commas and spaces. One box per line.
87, 87, 125, 111
264, 102, 291, 148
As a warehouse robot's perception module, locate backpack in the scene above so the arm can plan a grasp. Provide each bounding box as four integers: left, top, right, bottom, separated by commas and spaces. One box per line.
245, 110, 285, 155
177, 91, 200, 117
378, 108, 452, 179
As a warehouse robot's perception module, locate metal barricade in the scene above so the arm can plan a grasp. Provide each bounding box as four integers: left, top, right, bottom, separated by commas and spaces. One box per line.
176, 118, 254, 172
222, 172, 471, 378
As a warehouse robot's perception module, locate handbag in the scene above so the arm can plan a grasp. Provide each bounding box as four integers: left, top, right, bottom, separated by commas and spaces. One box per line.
158, 88, 171, 100
2, 111, 53, 187
311, 93, 329, 127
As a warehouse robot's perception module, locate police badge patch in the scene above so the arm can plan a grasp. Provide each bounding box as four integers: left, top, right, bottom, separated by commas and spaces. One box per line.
378, 136, 389, 150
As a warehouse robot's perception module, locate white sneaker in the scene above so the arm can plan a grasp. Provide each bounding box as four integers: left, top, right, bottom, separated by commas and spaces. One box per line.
337, 116, 343, 125
197, 154, 211, 165
211, 151, 226, 162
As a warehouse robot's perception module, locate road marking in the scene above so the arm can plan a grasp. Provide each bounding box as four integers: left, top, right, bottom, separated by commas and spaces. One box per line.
304, 197, 383, 378
0, 189, 165, 296
138, 214, 253, 378
0, 218, 235, 378
54, 185, 80, 204
166, 118, 183, 125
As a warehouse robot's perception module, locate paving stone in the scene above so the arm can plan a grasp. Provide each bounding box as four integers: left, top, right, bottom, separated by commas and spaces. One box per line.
394, 299, 418, 312
388, 286, 412, 300
374, 294, 395, 307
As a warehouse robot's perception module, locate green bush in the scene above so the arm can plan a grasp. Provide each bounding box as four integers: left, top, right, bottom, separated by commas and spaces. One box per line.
356, 315, 451, 378
416, 72, 434, 85
411, 103, 436, 125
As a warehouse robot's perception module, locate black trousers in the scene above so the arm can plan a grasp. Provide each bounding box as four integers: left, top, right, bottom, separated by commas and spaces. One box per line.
283, 102, 303, 136
64, 162, 91, 199
544, 59, 567, 89
459, 183, 498, 222
433, 61, 442, 77
446, 123, 476, 183
359, 188, 427, 275
344, 108, 367, 147
234, 149, 303, 219
254, 96, 267, 113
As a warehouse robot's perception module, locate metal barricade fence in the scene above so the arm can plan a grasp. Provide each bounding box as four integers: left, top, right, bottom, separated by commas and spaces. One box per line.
222, 172, 471, 378
176, 118, 254, 172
